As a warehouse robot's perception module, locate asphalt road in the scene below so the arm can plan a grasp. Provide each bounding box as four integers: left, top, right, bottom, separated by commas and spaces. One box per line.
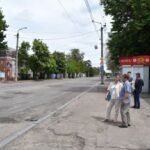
0, 78, 100, 121
0, 77, 99, 146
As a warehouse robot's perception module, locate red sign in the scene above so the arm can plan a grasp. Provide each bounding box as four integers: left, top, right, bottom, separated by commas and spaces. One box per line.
119, 56, 150, 65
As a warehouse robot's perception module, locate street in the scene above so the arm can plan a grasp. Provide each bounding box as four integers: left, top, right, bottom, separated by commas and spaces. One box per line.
0, 78, 150, 150
0, 78, 99, 148
0, 78, 97, 120
1, 0, 150, 149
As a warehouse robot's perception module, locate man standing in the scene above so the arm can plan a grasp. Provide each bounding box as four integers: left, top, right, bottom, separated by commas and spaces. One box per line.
119, 74, 132, 128
127, 71, 133, 83
133, 73, 144, 109
127, 71, 134, 92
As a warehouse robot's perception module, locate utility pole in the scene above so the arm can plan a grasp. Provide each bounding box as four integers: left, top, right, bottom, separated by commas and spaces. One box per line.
15, 32, 19, 82
15, 27, 27, 82
93, 20, 106, 84
100, 25, 105, 84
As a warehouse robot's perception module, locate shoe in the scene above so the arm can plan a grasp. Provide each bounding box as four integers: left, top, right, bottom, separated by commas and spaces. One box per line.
103, 119, 109, 122
119, 125, 128, 128
131, 106, 136, 108
128, 124, 131, 127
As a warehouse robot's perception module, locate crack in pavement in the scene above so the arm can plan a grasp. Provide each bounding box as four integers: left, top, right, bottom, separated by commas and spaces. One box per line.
48, 128, 85, 150
48, 128, 76, 137
96, 145, 150, 150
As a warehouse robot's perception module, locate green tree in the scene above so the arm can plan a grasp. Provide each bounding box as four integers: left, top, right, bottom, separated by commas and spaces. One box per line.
101, 0, 150, 69
18, 41, 30, 74
66, 49, 85, 77
89, 67, 99, 77
83, 60, 92, 77
66, 59, 77, 78
70, 49, 84, 62
44, 54, 57, 74
29, 39, 50, 78
70, 49, 85, 74
53, 51, 66, 74
0, 9, 8, 52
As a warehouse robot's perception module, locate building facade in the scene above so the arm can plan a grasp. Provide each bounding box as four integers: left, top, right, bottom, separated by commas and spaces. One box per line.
0, 48, 16, 80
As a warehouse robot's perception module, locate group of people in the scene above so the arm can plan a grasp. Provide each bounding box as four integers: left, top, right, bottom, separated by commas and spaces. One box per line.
104, 71, 144, 128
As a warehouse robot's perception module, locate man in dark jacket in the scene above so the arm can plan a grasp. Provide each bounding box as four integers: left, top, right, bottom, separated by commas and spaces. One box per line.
133, 73, 144, 109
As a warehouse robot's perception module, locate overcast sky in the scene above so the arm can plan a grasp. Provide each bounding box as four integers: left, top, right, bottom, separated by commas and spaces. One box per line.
0, 0, 112, 68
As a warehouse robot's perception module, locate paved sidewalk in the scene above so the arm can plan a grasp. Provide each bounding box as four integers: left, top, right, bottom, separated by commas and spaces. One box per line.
3, 84, 150, 150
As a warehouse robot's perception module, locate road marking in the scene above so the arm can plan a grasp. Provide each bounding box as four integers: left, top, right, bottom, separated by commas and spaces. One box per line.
0, 82, 99, 149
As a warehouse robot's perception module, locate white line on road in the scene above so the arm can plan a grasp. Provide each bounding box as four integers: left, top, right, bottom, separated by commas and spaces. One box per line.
0, 82, 99, 149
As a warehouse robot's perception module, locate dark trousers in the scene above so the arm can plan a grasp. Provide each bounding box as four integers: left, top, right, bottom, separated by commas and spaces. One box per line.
134, 90, 140, 108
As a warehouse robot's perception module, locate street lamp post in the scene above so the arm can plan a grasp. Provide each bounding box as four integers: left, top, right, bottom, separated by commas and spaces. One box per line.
92, 20, 106, 84
15, 27, 27, 82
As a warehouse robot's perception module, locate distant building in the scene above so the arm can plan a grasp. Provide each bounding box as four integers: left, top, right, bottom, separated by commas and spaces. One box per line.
0, 48, 16, 80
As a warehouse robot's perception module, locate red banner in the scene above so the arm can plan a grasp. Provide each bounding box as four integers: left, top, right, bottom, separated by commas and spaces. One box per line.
119, 56, 150, 65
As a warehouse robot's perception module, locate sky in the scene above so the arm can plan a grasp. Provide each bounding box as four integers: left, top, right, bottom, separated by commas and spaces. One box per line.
0, 0, 112, 69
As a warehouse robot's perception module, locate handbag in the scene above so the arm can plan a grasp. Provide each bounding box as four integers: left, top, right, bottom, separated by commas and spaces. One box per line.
105, 91, 111, 101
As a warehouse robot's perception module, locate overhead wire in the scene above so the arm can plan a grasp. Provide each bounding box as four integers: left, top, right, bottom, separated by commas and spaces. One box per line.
6, 30, 96, 41
6, 30, 82, 35
57, 0, 81, 33
83, 0, 100, 38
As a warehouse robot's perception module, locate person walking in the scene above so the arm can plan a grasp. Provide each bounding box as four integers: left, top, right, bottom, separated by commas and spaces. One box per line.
104, 75, 123, 122
119, 74, 132, 128
132, 73, 144, 109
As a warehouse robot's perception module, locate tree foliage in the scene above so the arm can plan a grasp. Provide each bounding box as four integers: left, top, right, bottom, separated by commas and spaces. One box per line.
44, 54, 57, 74
18, 41, 30, 73
0, 9, 8, 51
66, 49, 85, 77
101, 0, 150, 69
18, 41, 98, 79
82, 60, 92, 77
29, 39, 51, 75
53, 51, 66, 74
